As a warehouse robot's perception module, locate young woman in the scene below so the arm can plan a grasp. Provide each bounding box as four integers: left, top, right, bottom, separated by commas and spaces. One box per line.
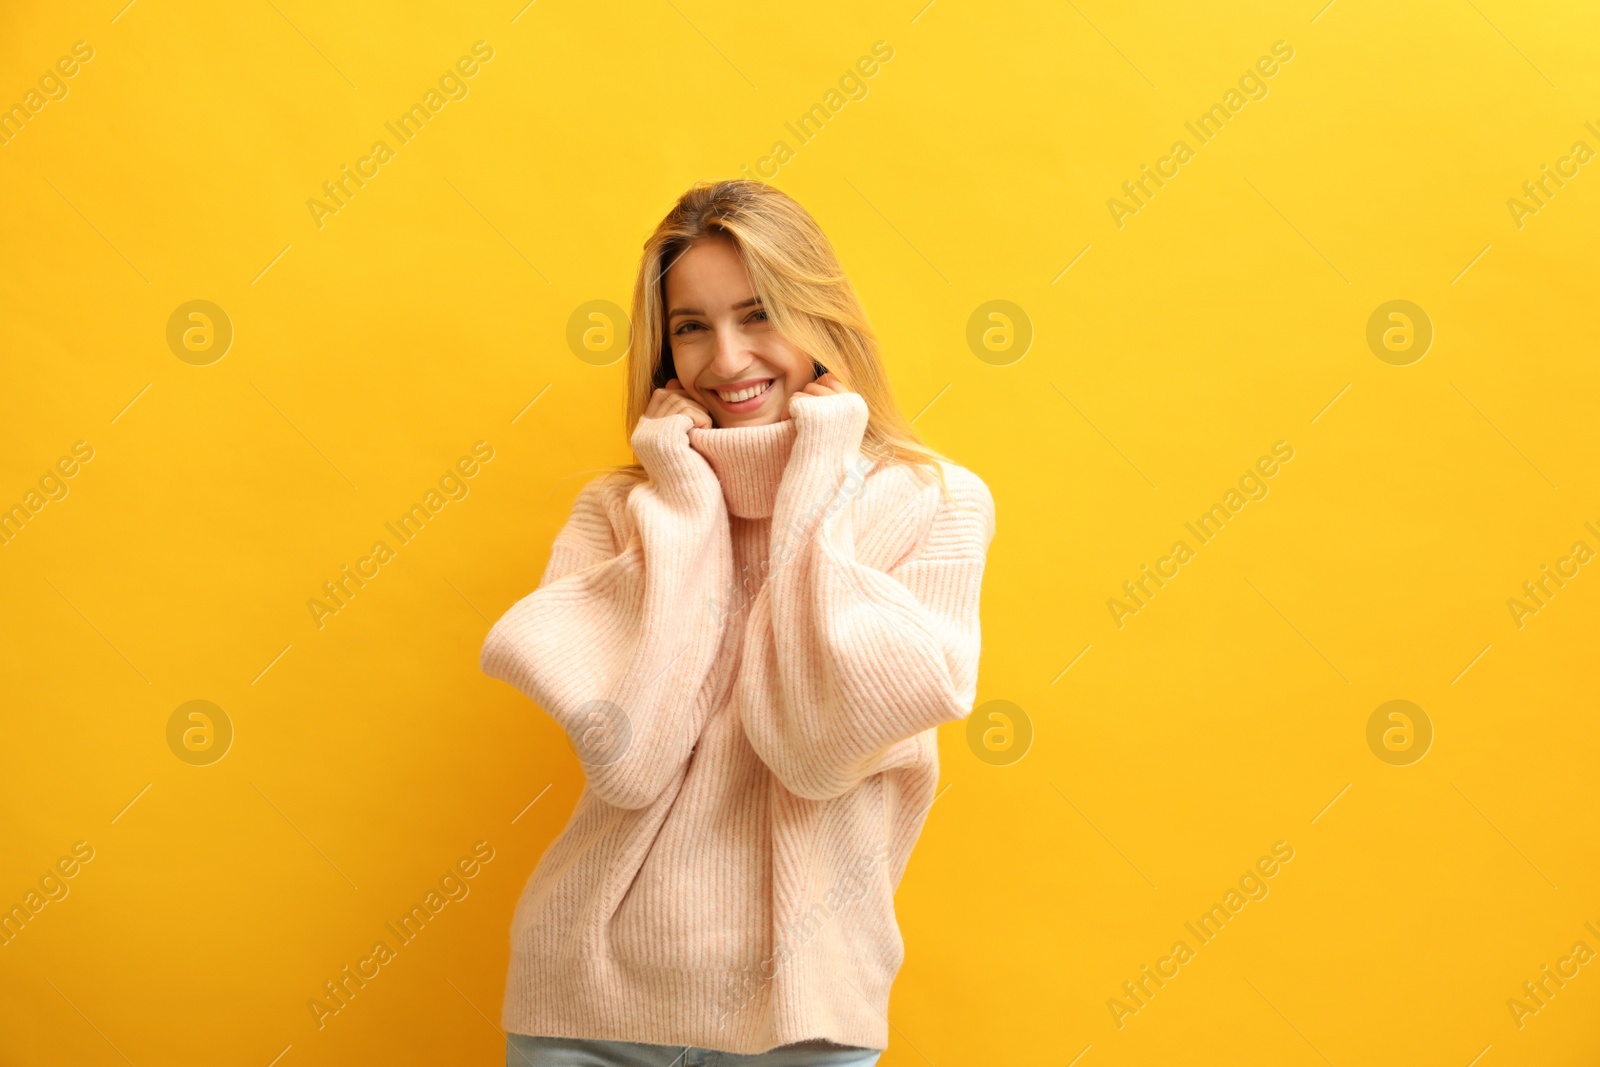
481, 179, 996, 1066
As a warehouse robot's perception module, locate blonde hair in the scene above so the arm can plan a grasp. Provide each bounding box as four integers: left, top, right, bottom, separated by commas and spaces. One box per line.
612, 178, 953, 501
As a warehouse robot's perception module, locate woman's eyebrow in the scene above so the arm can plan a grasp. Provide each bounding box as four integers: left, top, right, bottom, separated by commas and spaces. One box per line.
667, 297, 763, 319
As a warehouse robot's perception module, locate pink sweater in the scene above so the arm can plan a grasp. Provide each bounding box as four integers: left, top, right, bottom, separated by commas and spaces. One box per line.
480, 389, 996, 1053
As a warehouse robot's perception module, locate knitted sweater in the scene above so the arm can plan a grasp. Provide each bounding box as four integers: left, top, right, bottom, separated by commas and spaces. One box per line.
479, 389, 996, 1054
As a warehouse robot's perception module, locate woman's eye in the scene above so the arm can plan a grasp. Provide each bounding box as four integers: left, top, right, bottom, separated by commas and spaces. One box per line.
749, 310, 768, 323
674, 321, 703, 335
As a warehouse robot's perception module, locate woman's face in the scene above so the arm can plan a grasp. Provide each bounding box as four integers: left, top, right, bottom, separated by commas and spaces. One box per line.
663, 234, 815, 428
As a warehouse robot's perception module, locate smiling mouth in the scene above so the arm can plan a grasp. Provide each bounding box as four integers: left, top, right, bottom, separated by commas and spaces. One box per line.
713, 379, 774, 404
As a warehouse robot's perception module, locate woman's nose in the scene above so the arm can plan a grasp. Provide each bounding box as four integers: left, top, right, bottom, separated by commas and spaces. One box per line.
709, 325, 751, 372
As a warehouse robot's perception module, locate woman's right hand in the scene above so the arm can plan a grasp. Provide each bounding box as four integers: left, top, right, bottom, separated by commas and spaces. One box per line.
645, 378, 714, 430
631, 377, 721, 508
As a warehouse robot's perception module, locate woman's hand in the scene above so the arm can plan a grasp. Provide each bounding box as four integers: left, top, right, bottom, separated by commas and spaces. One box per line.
796, 371, 850, 399
785, 371, 853, 420
645, 377, 714, 429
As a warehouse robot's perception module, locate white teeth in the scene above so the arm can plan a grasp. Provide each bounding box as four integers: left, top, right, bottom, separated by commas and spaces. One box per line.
718, 379, 773, 403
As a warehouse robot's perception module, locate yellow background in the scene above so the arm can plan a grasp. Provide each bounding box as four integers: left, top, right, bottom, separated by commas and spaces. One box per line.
2, 0, 1597, 1064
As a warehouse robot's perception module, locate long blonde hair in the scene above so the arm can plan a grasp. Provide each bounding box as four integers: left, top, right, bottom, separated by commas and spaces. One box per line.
613, 178, 952, 500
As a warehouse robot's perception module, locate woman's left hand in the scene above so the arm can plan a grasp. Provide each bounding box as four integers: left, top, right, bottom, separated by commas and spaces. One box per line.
796, 371, 850, 398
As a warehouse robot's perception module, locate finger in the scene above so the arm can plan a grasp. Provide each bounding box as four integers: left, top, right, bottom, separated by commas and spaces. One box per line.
669, 385, 711, 421
679, 397, 712, 428
665, 395, 707, 428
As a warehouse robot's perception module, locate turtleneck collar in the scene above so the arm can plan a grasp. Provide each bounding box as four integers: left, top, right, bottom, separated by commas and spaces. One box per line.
687, 416, 798, 519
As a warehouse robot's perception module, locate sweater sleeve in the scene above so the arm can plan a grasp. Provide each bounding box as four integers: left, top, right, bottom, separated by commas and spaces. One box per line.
736, 390, 997, 801
479, 411, 734, 810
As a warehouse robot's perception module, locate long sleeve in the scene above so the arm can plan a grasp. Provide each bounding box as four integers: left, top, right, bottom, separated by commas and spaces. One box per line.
736, 390, 997, 801
480, 411, 734, 810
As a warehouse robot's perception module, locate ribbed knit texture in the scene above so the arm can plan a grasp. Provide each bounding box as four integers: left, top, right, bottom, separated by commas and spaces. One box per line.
479, 390, 996, 1054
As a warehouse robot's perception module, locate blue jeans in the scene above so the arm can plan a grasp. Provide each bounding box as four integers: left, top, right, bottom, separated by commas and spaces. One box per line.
505, 1034, 883, 1066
